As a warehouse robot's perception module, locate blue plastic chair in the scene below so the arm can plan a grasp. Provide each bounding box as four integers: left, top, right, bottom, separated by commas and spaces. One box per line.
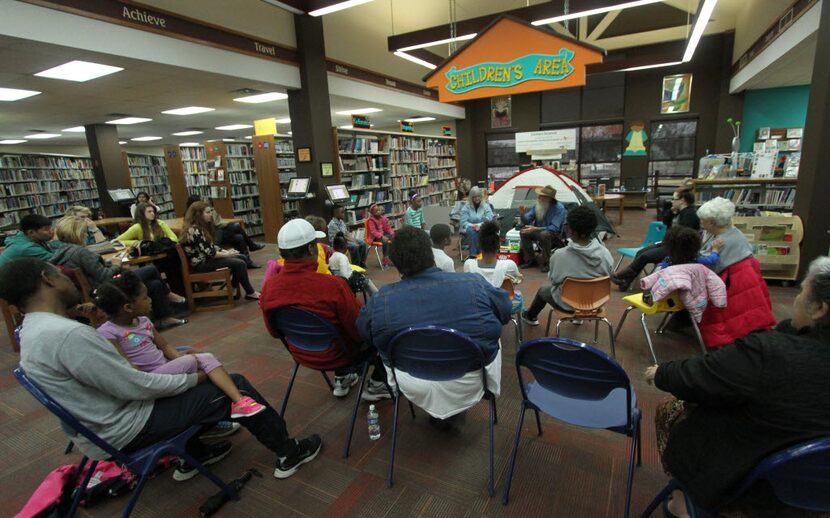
642, 435, 830, 517
14, 367, 236, 518
268, 306, 393, 458
502, 338, 641, 517
386, 326, 498, 496
614, 221, 667, 271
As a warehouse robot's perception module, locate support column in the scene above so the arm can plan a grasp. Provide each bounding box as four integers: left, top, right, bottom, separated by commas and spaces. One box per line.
287, 14, 335, 218
794, 0, 830, 274
85, 124, 129, 217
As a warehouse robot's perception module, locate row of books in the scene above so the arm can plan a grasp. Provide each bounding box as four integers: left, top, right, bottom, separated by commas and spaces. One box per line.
275, 140, 294, 154
231, 184, 259, 198
389, 136, 425, 151
226, 144, 253, 157
229, 171, 257, 185
390, 163, 429, 176
428, 157, 457, 168
428, 168, 457, 180
183, 161, 207, 174
427, 141, 455, 156
0, 191, 100, 212
390, 150, 426, 163
339, 137, 386, 154
277, 157, 296, 169
341, 156, 387, 172
232, 197, 260, 212
350, 171, 389, 188
226, 158, 254, 171
0, 155, 93, 170
699, 187, 796, 207
180, 146, 206, 161
0, 168, 96, 182
391, 175, 429, 190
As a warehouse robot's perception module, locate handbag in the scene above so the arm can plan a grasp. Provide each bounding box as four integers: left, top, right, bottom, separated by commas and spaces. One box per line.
130, 237, 176, 257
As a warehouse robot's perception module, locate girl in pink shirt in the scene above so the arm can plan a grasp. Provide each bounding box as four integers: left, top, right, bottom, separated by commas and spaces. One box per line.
95, 271, 264, 419
366, 203, 395, 267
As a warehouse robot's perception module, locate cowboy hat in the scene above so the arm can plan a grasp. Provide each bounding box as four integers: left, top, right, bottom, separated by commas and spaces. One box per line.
535, 185, 557, 199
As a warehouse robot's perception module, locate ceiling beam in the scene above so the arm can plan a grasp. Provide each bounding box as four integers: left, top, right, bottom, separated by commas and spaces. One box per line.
587, 11, 620, 40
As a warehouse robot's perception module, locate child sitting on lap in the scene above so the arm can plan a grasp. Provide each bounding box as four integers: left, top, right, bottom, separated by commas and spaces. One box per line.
330, 233, 378, 295
95, 271, 264, 419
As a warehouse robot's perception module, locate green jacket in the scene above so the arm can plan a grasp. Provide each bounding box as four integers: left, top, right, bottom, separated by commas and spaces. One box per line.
0, 231, 62, 267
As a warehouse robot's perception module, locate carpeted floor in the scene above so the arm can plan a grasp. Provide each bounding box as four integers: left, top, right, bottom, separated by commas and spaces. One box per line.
0, 208, 797, 517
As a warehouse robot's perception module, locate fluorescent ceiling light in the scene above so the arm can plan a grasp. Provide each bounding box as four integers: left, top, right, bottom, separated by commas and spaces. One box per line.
215, 124, 252, 131
335, 108, 382, 115
162, 106, 214, 115
131, 136, 163, 141
34, 60, 123, 82
309, 0, 374, 17
62, 126, 86, 133
233, 92, 288, 103
172, 130, 204, 136
25, 133, 61, 139
402, 117, 436, 123
288, 131, 292, 135
620, 61, 682, 72
398, 33, 476, 52
0, 139, 27, 144
222, 138, 236, 142
0, 87, 41, 101
275, 117, 291, 124
683, 0, 719, 62
394, 51, 437, 70
532, 0, 662, 25
244, 136, 253, 139
119, 141, 127, 145
179, 142, 200, 146
107, 117, 152, 125
339, 124, 373, 129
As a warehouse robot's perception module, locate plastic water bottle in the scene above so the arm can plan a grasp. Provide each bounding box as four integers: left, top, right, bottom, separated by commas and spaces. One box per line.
368, 404, 381, 441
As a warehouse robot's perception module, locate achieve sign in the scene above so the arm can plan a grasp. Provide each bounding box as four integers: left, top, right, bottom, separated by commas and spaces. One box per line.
424, 16, 604, 103
446, 50, 575, 94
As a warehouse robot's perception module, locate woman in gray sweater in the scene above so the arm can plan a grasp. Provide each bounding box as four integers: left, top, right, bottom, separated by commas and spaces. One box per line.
51, 216, 187, 329
696, 197, 753, 274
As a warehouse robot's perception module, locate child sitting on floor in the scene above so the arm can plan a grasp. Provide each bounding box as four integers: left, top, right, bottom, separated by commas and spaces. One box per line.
330, 233, 378, 295
94, 271, 265, 419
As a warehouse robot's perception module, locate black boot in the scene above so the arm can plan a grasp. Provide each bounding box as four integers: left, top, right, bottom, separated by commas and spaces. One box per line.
611, 271, 635, 291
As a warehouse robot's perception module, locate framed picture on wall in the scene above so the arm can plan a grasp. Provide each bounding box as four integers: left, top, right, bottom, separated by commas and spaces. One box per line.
491, 95, 512, 128
661, 73, 692, 114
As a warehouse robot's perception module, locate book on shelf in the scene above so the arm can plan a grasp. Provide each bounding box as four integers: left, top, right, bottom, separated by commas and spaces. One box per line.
339, 137, 386, 154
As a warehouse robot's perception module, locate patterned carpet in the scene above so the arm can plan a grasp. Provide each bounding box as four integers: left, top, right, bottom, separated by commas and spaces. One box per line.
0, 209, 797, 517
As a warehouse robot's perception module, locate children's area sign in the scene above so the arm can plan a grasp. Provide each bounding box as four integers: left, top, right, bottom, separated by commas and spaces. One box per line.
424, 16, 604, 103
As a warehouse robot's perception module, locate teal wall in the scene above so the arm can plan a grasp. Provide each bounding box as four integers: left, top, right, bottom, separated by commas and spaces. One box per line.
740, 85, 811, 151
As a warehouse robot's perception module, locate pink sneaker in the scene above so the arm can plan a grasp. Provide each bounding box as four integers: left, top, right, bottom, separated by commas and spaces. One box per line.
230, 396, 265, 419
382, 257, 392, 268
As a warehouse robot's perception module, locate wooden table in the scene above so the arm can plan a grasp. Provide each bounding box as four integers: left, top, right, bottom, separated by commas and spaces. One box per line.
163, 217, 244, 231
592, 193, 625, 225
96, 217, 133, 227
102, 250, 168, 266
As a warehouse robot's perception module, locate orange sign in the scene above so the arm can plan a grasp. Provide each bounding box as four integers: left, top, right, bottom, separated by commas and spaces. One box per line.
424, 16, 604, 103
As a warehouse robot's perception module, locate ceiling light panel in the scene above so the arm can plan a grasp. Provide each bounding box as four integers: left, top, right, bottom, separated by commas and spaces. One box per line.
394, 51, 437, 70
275, 117, 291, 124
532, 0, 662, 25
62, 126, 86, 132
131, 136, 163, 141
119, 141, 127, 144
215, 124, 253, 131
172, 130, 204, 136
233, 92, 288, 103
309, 0, 374, 17
398, 33, 476, 52
25, 133, 61, 139
403, 117, 436, 123
335, 108, 382, 115
0, 139, 27, 144
179, 142, 201, 146
34, 60, 123, 82
107, 117, 152, 125
0, 87, 41, 101
683, 0, 719, 62
162, 106, 215, 115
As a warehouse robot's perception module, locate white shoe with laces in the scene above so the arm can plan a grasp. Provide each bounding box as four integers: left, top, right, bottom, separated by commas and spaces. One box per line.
333, 373, 359, 397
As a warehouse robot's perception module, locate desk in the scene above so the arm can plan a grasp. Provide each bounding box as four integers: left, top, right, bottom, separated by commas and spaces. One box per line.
163, 217, 244, 231
96, 217, 133, 227
592, 193, 625, 225
102, 250, 168, 266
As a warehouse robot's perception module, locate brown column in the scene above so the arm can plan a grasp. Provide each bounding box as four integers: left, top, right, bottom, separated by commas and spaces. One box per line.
794, 0, 830, 274
252, 135, 284, 243
287, 14, 335, 217
85, 124, 129, 217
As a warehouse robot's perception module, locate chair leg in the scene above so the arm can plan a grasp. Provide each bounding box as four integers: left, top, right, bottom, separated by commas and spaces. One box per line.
640, 313, 658, 364
641, 479, 681, 518
614, 255, 624, 272
636, 416, 643, 466
492, 398, 498, 425
388, 395, 401, 488
321, 371, 334, 391
656, 312, 673, 334
374, 246, 383, 270
534, 409, 543, 436
179, 451, 238, 500
602, 318, 617, 358
344, 361, 370, 458
690, 318, 707, 355
408, 400, 416, 419
121, 471, 149, 518
593, 319, 599, 343
511, 316, 522, 348
545, 309, 555, 335
623, 417, 639, 518
488, 398, 495, 497
66, 457, 92, 518
280, 363, 300, 416
614, 306, 634, 341
502, 402, 527, 505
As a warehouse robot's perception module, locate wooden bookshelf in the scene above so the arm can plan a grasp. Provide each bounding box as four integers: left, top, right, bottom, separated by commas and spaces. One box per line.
204, 140, 263, 236
692, 178, 797, 211
0, 154, 101, 228
178, 144, 211, 200
333, 128, 458, 229
733, 215, 803, 282
252, 134, 298, 243
161, 145, 189, 217
122, 152, 175, 218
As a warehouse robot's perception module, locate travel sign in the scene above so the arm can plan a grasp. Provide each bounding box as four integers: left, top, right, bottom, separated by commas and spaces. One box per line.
424, 16, 604, 103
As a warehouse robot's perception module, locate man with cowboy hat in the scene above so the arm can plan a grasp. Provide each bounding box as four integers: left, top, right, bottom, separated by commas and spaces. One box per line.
517, 185, 566, 273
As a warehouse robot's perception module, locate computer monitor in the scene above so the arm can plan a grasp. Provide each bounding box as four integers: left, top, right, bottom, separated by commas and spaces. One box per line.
325, 184, 351, 204
287, 177, 310, 197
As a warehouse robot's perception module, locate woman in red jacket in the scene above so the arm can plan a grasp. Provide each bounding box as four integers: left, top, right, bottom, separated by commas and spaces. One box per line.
366, 203, 394, 268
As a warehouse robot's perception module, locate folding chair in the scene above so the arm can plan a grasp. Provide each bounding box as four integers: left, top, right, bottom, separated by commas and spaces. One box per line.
503, 337, 641, 518
386, 326, 498, 496
642, 435, 830, 517
14, 367, 236, 518
545, 276, 616, 358
501, 277, 523, 347
614, 221, 667, 272
267, 306, 392, 458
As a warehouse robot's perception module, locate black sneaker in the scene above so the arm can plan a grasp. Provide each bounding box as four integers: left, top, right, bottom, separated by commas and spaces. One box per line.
248, 242, 266, 251
199, 421, 241, 440
173, 440, 232, 481
274, 435, 322, 479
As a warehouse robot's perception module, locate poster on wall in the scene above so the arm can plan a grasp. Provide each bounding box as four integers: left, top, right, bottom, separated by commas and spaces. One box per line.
661, 73, 692, 114
491, 95, 512, 128
624, 121, 648, 156
515, 129, 577, 153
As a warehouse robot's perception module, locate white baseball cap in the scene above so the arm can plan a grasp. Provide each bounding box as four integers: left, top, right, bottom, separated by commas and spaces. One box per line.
277, 219, 325, 249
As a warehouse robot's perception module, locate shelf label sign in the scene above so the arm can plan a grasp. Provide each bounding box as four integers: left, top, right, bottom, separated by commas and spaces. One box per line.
442, 126, 452, 136
400, 121, 414, 133
254, 118, 277, 136
352, 115, 371, 129
424, 16, 604, 103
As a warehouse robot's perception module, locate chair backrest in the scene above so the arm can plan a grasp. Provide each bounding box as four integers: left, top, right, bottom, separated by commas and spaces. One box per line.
267, 306, 349, 356
363, 219, 374, 245
642, 221, 667, 247
175, 244, 192, 274
516, 337, 634, 427
387, 326, 489, 386
731, 436, 830, 512
500, 278, 515, 300
559, 276, 610, 314
14, 367, 125, 462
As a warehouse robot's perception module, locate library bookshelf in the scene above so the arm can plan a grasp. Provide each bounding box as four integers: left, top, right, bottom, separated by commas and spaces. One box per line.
733, 215, 803, 282
692, 178, 797, 211
333, 128, 458, 232
204, 140, 263, 237
122, 152, 175, 218
0, 154, 100, 229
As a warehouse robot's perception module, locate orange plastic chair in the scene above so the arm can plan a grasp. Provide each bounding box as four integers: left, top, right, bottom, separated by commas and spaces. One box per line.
364, 219, 391, 270
545, 276, 615, 358
501, 278, 523, 346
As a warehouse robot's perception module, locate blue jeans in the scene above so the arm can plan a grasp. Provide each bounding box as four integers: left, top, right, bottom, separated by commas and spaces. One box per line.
463, 228, 480, 256
347, 240, 367, 266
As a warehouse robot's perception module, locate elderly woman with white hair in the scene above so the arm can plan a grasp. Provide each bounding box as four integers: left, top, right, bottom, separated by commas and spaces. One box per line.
645, 255, 830, 516
696, 196, 753, 273
459, 186, 494, 257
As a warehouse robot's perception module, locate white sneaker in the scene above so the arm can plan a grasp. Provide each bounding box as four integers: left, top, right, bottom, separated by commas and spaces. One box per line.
333, 373, 359, 397
521, 311, 539, 326
361, 379, 394, 401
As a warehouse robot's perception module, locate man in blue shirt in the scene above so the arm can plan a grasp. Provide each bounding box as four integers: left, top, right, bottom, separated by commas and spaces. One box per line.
357, 226, 511, 426
518, 185, 566, 273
